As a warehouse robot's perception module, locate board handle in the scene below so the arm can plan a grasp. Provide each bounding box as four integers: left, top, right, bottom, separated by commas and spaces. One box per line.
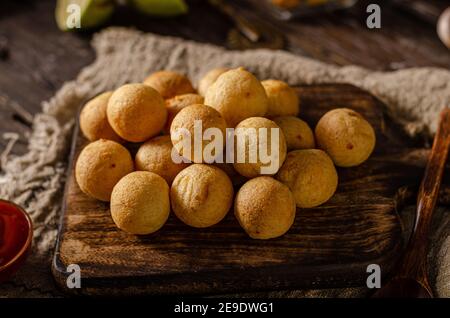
398, 108, 450, 292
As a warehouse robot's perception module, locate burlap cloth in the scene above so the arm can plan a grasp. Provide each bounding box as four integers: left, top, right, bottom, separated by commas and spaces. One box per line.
0, 27, 449, 298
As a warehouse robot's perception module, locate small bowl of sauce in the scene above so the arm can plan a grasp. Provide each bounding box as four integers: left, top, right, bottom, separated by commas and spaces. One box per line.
0, 199, 33, 283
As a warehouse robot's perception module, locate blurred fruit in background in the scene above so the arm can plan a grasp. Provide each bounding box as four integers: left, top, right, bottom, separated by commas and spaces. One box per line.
130, 0, 188, 17
271, 0, 301, 9
437, 7, 450, 49
55, 0, 189, 31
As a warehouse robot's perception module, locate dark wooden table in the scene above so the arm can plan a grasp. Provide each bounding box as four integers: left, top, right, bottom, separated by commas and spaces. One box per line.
0, 0, 449, 156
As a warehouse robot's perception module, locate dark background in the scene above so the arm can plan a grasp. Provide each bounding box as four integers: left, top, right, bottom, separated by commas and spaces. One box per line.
0, 0, 449, 156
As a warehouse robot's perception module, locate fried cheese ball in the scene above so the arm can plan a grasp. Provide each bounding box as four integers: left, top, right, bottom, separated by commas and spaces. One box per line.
107, 83, 167, 142
135, 135, 190, 184
315, 108, 376, 167
234, 176, 296, 239
143, 70, 195, 99
79, 92, 122, 143
276, 149, 338, 208
198, 67, 229, 97
170, 164, 234, 228
233, 117, 287, 178
164, 93, 204, 132
170, 104, 227, 163
262, 80, 299, 118
110, 171, 170, 235
204, 67, 269, 127
273, 116, 315, 151
75, 139, 134, 202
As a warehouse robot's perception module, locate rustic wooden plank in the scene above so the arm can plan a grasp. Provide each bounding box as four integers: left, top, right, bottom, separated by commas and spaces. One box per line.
241, 0, 450, 70
52, 84, 433, 295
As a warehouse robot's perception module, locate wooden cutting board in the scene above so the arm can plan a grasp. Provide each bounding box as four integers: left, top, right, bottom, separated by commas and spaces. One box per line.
52, 84, 441, 296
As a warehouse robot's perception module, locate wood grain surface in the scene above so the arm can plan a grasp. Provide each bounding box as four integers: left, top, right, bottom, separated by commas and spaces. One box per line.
52, 84, 443, 296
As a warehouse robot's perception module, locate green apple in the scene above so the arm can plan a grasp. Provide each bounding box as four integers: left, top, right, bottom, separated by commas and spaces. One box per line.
55, 0, 115, 31
130, 0, 188, 17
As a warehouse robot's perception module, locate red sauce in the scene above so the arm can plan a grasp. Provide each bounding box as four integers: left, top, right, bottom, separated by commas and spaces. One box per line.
0, 201, 30, 267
